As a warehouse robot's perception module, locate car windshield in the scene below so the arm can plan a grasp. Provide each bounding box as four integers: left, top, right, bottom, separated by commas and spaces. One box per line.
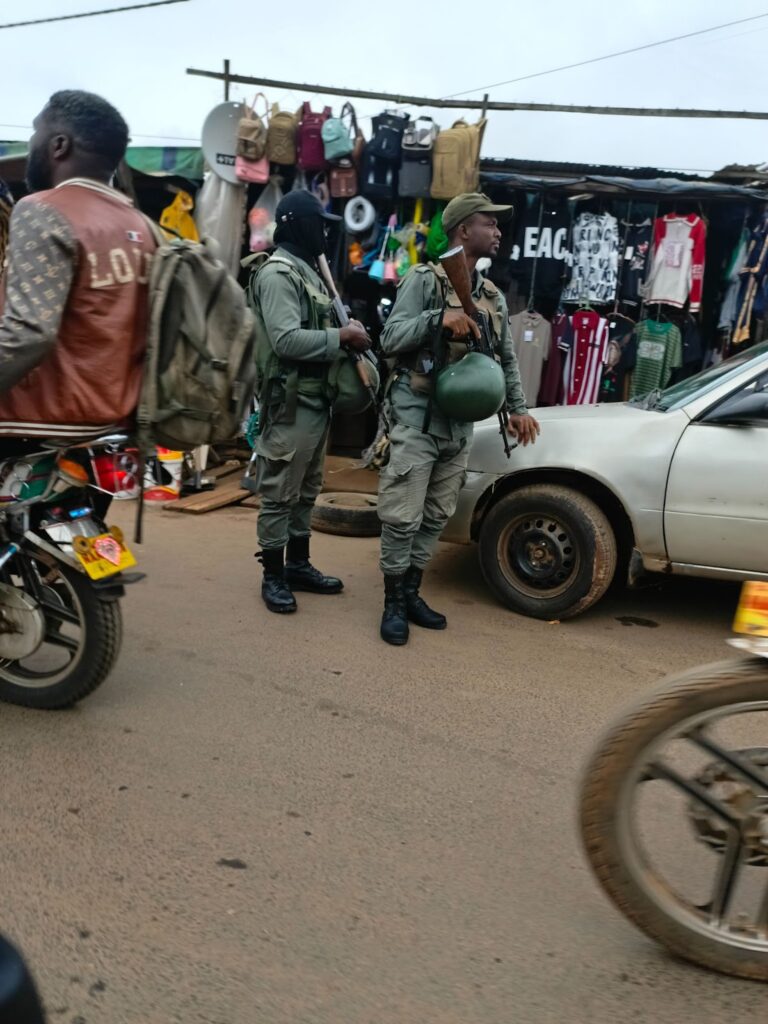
628, 342, 768, 412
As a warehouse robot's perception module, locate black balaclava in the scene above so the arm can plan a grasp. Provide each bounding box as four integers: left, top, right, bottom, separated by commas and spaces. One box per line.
273, 213, 326, 266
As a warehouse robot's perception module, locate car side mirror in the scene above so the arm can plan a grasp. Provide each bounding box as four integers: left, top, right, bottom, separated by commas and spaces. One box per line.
702, 390, 768, 426
0, 935, 45, 1024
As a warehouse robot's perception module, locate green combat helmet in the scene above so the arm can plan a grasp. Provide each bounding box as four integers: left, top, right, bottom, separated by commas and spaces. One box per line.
330, 352, 381, 415
435, 352, 506, 422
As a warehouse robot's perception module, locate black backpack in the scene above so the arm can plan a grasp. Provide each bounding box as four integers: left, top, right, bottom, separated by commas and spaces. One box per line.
369, 110, 409, 163
360, 141, 398, 199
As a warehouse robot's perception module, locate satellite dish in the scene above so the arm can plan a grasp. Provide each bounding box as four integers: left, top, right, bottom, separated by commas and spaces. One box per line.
201, 101, 243, 185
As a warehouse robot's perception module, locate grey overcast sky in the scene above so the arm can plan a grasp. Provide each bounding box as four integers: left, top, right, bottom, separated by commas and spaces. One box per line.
1, 0, 768, 173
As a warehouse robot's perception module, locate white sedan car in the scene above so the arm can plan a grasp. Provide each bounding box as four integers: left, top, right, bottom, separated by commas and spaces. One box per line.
443, 342, 768, 619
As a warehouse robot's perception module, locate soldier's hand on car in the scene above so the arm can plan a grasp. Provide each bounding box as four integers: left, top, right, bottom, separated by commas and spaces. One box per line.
443, 310, 481, 341
507, 413, 541, 446
340, 321, 371, 352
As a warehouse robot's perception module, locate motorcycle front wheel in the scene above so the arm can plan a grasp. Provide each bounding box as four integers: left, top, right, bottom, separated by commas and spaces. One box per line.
0, 556, 122, 710
580, 657, 768, 981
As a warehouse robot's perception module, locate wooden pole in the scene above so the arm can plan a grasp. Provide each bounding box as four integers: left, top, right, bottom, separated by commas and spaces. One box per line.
186, 66, 768, 120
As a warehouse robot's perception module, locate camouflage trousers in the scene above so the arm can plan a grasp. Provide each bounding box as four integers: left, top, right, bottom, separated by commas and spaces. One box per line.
378, 422, 469, 575
252, 404, 330, 551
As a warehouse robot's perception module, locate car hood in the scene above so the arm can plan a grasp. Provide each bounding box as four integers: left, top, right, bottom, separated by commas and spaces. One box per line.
467, 402, 689, 476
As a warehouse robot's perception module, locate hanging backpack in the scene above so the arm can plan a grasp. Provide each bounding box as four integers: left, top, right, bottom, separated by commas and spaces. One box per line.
138, 234, 257, 452
329, 159, 357, 199
266, 103, 297, 165
369, 110, 409, 164
236, 93, 269, 161
398, 118, 438, 199
297, 102, 331, 172
321, 101, 358, 162
430, 118, 486, 200
360, 141, 397, 200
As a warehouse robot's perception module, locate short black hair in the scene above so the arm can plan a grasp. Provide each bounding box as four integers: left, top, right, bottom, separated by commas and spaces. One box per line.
45, 90, 129, 171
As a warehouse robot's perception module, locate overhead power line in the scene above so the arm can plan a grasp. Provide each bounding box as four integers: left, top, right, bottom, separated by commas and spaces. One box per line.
444, 12, 768, 98
0, 0, 190, 30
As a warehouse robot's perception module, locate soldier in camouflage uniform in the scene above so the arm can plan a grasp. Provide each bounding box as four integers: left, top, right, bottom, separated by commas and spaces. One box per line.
249, 191, 370, 614
377, 193, 541, 645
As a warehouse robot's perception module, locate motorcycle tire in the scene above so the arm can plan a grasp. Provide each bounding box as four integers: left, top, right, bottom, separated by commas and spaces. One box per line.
580, 656, 768, 981
0, 561, 123, 710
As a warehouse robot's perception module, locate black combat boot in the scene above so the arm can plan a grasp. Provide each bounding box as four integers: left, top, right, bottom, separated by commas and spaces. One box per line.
380, 573, 409, 646
258, 548, 297, 614
285, 536, 344, 594
403, 565, 447, 630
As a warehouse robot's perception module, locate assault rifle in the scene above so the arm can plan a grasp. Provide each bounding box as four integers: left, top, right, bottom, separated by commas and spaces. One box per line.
439, 245, 512, 458
317, 253, 379, 411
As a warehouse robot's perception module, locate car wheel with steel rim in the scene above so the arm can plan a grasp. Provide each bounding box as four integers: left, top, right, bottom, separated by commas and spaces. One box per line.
478, 484, 617, 619
580, 657, 768, 980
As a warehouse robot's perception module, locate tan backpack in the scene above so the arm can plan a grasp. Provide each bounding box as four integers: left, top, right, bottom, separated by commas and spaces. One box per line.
237, 93, 269, 161
266, 103, 298, 165
430, 117, 487, 200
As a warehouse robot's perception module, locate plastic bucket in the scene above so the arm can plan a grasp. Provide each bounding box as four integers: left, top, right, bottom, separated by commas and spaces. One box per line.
143, 448, 184, 502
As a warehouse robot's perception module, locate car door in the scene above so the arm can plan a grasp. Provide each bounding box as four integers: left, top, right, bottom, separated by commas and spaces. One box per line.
664, 367, 768, 573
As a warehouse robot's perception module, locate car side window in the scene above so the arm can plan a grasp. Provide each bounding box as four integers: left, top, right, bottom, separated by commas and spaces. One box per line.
704, 368, 768, 425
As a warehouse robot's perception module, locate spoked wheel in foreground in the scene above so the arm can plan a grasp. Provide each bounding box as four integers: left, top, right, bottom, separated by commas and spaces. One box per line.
581, 657, 768, 981
0, 556, 122, 710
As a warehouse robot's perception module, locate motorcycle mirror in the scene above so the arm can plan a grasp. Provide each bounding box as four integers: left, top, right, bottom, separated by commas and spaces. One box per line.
0, 934, 45, 1024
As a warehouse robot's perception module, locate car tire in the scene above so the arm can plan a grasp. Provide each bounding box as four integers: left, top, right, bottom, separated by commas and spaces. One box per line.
478, 484, 617, 620
311, 492, 381, 537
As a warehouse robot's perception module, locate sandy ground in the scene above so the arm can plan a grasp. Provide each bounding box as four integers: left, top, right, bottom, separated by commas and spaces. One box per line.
1, 502, 763, 1024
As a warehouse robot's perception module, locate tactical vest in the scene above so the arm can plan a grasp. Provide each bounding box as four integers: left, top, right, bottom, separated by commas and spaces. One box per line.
400, 263, 504, 395
244, 253, 378, 424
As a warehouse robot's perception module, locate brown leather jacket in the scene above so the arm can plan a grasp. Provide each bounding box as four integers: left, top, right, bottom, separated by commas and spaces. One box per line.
0, 179, 156, 439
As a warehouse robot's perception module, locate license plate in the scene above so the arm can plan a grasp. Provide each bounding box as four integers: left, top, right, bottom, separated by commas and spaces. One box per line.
74, 531, 137, 581
733, 582, 768, 638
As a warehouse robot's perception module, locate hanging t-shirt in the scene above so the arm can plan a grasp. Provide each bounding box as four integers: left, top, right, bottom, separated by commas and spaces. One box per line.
509, 200, 571, 302
509, 310, 552, 407
538, 312, 570, 406
561, 309, 610, 405
620, 219, 652, 306
561, 212, 620, 305
645, 214, 707, 312
599, 315, 637, 402
630, 320, 683, 397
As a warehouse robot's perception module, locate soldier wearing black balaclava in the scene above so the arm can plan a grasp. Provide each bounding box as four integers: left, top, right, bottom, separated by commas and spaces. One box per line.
246, 191, 370, 614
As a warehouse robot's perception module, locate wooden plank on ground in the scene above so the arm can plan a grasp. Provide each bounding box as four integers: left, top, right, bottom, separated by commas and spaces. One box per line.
240, 495, 261, 509
164, 474, 248, 514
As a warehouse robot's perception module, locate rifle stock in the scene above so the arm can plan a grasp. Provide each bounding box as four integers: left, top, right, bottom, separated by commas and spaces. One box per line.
439, 246, 478, 319
438, 246, 513, 459
316, 253, 376, 399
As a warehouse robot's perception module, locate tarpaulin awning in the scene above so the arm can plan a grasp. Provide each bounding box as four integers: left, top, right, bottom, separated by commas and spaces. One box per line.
480, 171, 768, 201
125, 147, 204, 180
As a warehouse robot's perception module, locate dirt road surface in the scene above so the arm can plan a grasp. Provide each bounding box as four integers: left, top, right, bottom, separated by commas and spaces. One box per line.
1, 504, 762, 1023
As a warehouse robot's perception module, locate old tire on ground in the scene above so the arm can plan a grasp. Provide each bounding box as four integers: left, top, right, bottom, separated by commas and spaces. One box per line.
478, 484, 617, 620
580, 657, 768, 981
312, 492, 381, 538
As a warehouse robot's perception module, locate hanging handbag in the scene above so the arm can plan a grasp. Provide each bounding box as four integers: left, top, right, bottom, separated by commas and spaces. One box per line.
236, 92, 269, 161
329, 159, 357, 199
235, 154, 269, 184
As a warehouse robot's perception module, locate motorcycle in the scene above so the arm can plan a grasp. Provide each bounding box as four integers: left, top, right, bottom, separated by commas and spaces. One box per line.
580, 582, 768, 981
0, 436, 141, 710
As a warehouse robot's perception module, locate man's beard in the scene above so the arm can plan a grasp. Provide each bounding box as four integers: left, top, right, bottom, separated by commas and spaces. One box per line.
25, 148, 52, 193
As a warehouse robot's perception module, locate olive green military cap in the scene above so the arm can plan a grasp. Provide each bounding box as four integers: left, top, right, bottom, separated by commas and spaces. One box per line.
442, 192, 513, 233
